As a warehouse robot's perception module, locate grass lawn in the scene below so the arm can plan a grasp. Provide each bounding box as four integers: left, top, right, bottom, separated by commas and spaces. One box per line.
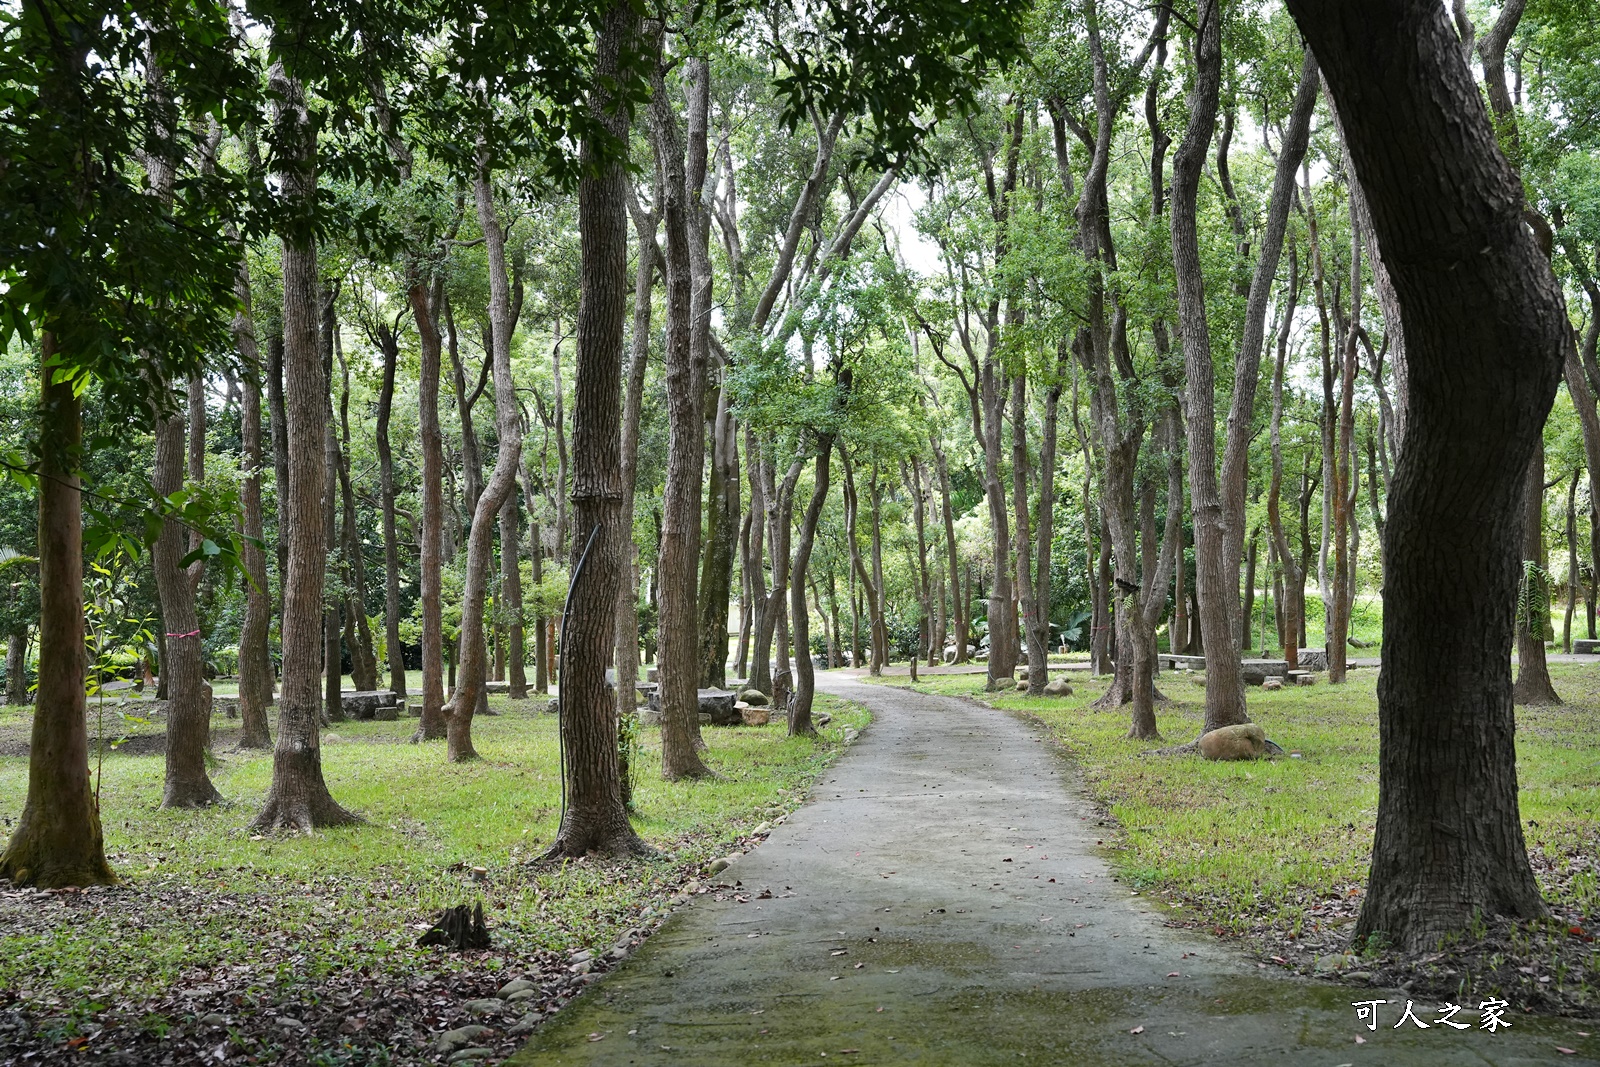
0, 693, 868, 1064
867, 663, 1600, 1016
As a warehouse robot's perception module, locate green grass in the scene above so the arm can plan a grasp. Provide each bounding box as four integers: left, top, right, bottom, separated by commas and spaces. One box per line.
867, 665, 1600, 941
0, 694, 868, 1010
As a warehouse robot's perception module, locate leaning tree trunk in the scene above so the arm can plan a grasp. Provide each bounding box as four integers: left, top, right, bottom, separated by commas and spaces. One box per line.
235, 255, 273, 749
1513, 447, 1561, 705
1168, 0, 1247, 732
788, 434, 834, 737
545, 0, 648, 856
0, 334, 116, 887
251, 64, 357, 833
441, 155, 526, 763
930, 432, 966, 663
1284, 0, 1558, 951
152, 393, 221, 808
650, 49, 712, 779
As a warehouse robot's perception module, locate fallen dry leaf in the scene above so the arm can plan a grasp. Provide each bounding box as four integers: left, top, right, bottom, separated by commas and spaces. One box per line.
1129, 1026, 1144, 1035
1166, 972, 1181, 977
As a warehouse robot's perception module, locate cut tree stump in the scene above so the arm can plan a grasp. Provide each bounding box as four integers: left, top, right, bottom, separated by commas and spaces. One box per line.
417, 903, 490, 949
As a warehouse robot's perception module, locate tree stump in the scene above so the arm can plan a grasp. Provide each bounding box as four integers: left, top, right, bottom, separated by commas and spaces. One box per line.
417, 903, 490, 949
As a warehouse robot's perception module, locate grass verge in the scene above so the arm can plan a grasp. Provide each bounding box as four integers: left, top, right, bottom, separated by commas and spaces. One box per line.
0, 693, 869, 1065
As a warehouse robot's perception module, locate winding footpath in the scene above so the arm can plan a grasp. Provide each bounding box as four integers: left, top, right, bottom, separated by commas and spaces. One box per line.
508, 673, 1597, 1066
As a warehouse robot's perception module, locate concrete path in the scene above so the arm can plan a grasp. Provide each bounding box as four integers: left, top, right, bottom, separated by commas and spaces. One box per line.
507, 674, 1597, 1066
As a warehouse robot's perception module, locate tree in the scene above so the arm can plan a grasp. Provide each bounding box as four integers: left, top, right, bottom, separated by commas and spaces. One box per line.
544, 0, 649, 857
250, 58, 358, 832
1284, 0, 1563, 950
0, 0, 253, 884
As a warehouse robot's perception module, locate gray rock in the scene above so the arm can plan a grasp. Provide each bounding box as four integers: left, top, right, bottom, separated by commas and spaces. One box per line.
1043, 678, 1073, 697
814, 711, 831, 727
507, 1013, 542, 1035
496, 979, 535, 999
739, 688, 769, 706
707, 854, 738, 875
434, 1025, 491, 1053
1314, 952, 1357, 972
568, 960, 592, 975
1262, 676, 1283, 691
463, 998, 503, 1015
569, 949, 593, 964
448, 1048, 494, 1064
198, 1013, 226, 1028
1014, 678, 1029, 692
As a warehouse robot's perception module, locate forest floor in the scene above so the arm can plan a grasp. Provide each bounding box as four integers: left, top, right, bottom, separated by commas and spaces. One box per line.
869, 662, 1600, 1023
0, 693, 868, 1065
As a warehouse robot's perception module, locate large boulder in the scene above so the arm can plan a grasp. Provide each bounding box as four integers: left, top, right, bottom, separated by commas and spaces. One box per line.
740, 688, 769, 707
1199, 723, 1266, 761
1043, 678, 1073, 697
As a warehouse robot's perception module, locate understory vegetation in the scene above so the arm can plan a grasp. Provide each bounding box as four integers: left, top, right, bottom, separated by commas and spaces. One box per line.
872, 665, 1600, 1016
0, 695, 868, 1065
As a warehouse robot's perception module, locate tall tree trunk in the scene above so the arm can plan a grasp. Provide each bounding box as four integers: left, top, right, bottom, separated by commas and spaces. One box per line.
235, 258, 273, 748
840, 448, 884, 675
336, 335, 378, 692
5, 629, 27, 706
443, 155, 527, 762
1171, 22, 1316, 733
650, 45, 712, 779
501, 494, 527, 699
375, 322, 407, 700
930, 432, 966, 663
266, 332, 290, 618
1513, 447, 1561, 704
322, 292, 346, 726
1268, 244, 1304, 671
617, 194, 659, 717
789, 435, 834, 735
745, 433, 772, 690
1011, 375, 1050, 695
546, 0, 647, 855
1564, 470, 1579, 653
412, 273, 448, 739
153, 395, 221, 807
0, 334, 116, 886
1286, 0, 1557, 950
252, 64, 356, 831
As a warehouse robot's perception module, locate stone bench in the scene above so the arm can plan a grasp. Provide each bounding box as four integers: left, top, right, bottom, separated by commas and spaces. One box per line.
642, 686, 741, 727
1575, 639, 1600, 655
343, 689, 403, 721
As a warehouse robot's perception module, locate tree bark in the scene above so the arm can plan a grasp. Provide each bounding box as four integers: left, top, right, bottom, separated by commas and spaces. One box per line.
0, 334, 116, 886
546, 0, 648, 855
649, 44, 712, 779
375, 320, 408, 700
1512, 447, 1561, 704
411, 273, 448, 740
1268, 245, 1305, 671
618, 195, 659, 717
252, 64, 357, 831
442, 155, 527, 762
235, 255, 273, 749
153, 394, 221, 807
789, 435, 834, 736
929, 431, 965, 663
500, 493, 527, 699
1284, 0, 1558, 951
